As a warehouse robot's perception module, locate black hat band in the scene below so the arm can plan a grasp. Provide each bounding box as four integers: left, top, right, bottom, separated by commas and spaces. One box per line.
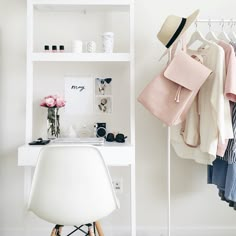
165, 18, 186, 48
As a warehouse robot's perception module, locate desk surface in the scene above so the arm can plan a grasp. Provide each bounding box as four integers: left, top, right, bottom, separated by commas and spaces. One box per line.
18, 142, 135, 167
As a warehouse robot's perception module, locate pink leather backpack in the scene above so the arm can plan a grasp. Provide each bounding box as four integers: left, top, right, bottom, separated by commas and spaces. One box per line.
138, 50, 212, 126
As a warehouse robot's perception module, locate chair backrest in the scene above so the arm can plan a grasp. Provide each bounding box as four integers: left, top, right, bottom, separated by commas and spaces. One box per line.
28, 146, 119, 226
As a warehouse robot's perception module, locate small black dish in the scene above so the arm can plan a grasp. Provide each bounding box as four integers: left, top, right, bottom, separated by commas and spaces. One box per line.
29, 138, 50, 145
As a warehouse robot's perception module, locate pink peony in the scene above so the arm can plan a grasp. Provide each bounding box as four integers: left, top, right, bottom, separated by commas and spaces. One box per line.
40, 98, 47, 107
45, 97, 56, 107
45, 95, 57, 100
56, 96, 66, 108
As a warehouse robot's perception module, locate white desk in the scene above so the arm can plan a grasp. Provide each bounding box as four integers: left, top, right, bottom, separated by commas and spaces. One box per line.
18, 142, 136, 236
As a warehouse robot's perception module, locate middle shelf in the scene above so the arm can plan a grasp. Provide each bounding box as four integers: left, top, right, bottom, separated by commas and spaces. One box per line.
32, 53, 131, 62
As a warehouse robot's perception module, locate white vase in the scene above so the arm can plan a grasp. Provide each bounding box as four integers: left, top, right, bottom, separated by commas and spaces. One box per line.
102, 32, 114, 53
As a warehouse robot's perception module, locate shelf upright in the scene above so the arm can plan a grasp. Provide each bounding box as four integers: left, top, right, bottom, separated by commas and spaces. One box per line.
24, 0, 35, 210
26, 0, 34, 143
129, 1, 136, 236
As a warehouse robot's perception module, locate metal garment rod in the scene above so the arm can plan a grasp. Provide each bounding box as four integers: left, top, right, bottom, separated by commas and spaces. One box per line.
196, 19, 236, 23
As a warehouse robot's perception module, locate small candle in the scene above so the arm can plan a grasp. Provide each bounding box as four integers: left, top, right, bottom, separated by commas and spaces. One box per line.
44, 45, 50, 52
52, 45, 57, 52
59, 45, 64, 52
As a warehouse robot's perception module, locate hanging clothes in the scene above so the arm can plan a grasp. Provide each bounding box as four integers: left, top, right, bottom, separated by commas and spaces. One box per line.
223, 41, 236, 102
171, 42, 233, 165
207, 40, 236, 210
216, 41, 236, 157
208, 103, 236, 209
209, 40, 236, 163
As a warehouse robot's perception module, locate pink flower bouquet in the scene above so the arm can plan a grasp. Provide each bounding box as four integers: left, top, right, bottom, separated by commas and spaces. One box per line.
40, 95, 65, 139
40, 95, 65, 108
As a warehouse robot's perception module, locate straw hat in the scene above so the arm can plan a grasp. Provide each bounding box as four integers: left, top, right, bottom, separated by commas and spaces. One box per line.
157, 9, 200, 48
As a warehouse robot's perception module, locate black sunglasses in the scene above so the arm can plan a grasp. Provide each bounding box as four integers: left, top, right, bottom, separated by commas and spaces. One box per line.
106, 133, 127, 143
96, 78, 112, 84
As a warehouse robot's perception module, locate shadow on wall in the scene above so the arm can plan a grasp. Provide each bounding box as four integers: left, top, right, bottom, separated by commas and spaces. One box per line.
0, 149, 25, 228
170, 147, 209, 196
0, 28, 3, 153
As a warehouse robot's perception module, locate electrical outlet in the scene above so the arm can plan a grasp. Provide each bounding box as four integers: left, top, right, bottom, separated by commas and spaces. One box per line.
112, 178, 123, 193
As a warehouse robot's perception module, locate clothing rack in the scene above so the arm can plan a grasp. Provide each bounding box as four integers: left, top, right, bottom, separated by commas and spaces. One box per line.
166, 18, 236, 236
196, 19, 236, 23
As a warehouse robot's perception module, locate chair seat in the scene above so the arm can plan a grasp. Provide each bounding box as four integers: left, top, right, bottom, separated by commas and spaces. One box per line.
28, 146, 119, 226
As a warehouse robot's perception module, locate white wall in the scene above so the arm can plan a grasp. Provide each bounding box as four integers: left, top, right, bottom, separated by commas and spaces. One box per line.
1, 0, 236, 235
135, 0, 236, 235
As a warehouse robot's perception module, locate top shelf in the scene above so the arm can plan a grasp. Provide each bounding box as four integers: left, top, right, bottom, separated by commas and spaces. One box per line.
32, 0, 133, 5
32, 0, 133, 11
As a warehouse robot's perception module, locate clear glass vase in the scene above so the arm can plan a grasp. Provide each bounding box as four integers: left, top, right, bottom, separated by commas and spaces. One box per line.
47, 107, 60, 139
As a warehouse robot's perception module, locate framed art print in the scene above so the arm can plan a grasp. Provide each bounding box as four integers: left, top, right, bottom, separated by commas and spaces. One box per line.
64, 76, 94, 115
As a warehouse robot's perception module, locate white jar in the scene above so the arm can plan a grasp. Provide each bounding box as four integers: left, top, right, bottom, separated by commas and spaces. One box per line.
72, 40, 83, 53
86, 41, 96, 53
102, 32, 114, 53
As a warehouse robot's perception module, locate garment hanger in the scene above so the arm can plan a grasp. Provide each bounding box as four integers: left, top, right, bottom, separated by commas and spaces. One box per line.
205, 19, 219, 42
187, 20, 211, 48
228, 19, 236, 42
218, 19, 231, 42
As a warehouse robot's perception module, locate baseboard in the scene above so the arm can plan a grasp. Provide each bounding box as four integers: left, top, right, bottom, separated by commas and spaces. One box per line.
1, 226, 236, 236
137, 226, 236, 236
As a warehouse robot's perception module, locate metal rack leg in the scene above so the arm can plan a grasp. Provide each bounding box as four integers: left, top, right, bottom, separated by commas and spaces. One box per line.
167, 127, 171, 236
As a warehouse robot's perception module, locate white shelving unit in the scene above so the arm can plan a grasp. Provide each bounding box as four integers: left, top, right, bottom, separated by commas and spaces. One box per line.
19, 0, 135, 235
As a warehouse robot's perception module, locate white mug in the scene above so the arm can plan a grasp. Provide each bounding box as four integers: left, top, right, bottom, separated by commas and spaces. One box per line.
72, 40, 83, 53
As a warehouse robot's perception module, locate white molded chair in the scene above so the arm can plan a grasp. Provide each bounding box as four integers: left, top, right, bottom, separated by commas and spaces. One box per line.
28, 146, 119, 235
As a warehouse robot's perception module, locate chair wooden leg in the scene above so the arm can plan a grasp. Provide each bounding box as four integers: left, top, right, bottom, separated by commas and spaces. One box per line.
50, 228, 57, 236
51, 223, 102, 236
51, 225, 63, 236
93, 222, 96, 236
88, 224, 95, 236
95, 221, 104, 236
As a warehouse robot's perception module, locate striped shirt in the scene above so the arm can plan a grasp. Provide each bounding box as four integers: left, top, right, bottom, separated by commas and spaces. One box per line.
221, 102, 236, 163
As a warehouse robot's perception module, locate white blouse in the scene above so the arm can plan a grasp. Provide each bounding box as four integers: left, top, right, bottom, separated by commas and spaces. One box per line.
171, 42, 233, 165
